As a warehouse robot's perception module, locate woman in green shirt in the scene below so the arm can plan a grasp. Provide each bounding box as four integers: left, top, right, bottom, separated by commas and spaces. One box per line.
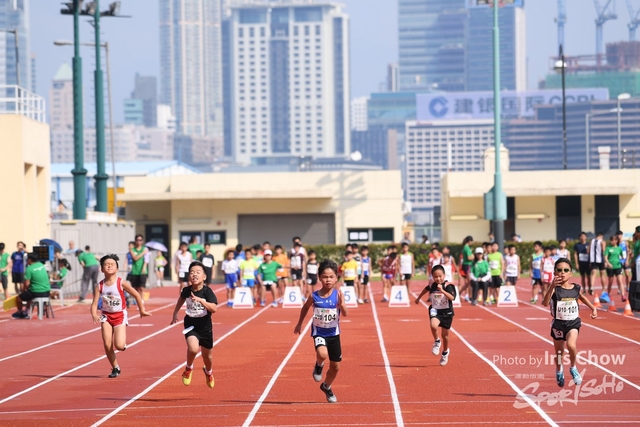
469, 247, 490, 306
77, 246, 100, 303
604, 235, 627, 302
459, 236, 474, 302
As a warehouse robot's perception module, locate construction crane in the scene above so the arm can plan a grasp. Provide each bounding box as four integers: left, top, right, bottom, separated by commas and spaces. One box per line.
627, 0, 640, 40
556, 0, 567, 49
594, 0, 618, 64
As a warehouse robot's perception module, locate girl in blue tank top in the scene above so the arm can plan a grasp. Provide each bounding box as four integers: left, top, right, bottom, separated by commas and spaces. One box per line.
294, 260, 348, 403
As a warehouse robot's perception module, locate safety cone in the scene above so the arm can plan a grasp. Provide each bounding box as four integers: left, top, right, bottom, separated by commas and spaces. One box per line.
593, 293, 602, 309
608, 298, 616, 312
623, 302, 634, 316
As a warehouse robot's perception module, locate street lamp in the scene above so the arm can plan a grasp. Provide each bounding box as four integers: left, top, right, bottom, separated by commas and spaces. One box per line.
54, 40, 118, 216
585, 108, 618, 170
0, 29, 19, 87
554, 45, 568, 170
617, 93, 631, 169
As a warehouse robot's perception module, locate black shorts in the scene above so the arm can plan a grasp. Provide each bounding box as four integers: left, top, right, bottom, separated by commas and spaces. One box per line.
184, 317, 213, 349
307, 274, 318, 285
344, 280, 355, 287
1, 275, 7, 290
291, 269, 303, 280
19, 290, 50, 302
402, 274, 412, 281
579, 262, 590, 276
590, 262, 605, 272
550, 319, 581, 341
129, 274, 148, 289
313, 335, 342, 362
461, 264, 470, 278
12, 272, 24, 284
506, 276, 517, 285
606, 268, 622, 277
430, 314, 453, 330
531, 278, 542, 286
361, 275, 370, 285
491, 276, 503, 288
263, 281, 275, 290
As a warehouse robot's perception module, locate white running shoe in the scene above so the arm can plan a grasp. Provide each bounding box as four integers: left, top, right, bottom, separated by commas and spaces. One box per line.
357, 299, 364, 304
440, 350, 450, 366
432, 339, 441, 355
312, 362, 323, 382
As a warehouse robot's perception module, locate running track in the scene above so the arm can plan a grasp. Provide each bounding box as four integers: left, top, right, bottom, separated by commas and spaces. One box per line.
0, 279, 638, 427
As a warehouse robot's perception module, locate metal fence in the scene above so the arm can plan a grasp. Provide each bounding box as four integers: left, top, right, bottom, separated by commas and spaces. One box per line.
0, 85, 46, 123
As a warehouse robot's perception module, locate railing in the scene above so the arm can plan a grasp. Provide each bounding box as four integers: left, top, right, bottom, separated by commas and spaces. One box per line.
0, 85, 46, 123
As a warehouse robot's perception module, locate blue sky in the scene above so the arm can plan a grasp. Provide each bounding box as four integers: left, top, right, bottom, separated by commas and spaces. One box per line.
30, 0, 634, 124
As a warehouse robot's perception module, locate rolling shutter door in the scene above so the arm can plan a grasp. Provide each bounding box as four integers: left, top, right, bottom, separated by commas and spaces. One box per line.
238, 214, 335, 246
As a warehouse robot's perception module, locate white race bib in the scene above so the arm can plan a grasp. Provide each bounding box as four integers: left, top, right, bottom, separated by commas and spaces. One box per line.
556, 300, 579, 321
489, 260, 500, 270
101, 294, 123, 312
343, 269, 356, 279
431, 292, 449, 310
307, 264, 318, 275
185, 297, 207, 318
313, 307, 338, 328
202, 258, 213, 268
578, 253, 588, 262
532, 259, 541, 270
506, 264, 518, 275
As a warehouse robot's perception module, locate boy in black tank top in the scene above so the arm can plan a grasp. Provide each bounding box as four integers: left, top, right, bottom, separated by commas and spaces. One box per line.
543, 257, 597, 389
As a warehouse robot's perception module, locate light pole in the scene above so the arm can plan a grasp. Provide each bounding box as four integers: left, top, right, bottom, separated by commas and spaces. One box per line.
0, 29, 20, 88
554, 45, 568, 169
617, 93, 631, 168
54, 40, 118, 216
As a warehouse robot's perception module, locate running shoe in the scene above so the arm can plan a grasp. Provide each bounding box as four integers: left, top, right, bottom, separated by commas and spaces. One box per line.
432, 339, 441, 355
278, 298, 283, 304
227, 301, 233, 308
440, 350, 450, 366
484, 299, 491, 306
471, 300, 477, 306
203, 367, 215, 388
363, 298, 369, 303
182, 367, 193, 386
260, 300, 266, 307
108, 367, 121, 378
271, 301, 278, 307
381, 297, 389, 303
588, 289, 593, 295
530, 298, 537, 304
357, 299, 364, 304
556, 370, 565, 387
463, 295, 470, 303
320, 382, 337, 403
313, 362, 323, 382
569, 367, 582, 385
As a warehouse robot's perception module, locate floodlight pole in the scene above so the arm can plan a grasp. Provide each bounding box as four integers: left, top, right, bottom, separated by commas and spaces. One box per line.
492, 0, 505, 251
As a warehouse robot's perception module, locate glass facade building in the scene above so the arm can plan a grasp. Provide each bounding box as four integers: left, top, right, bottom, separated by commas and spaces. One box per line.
0, 0, 31, 90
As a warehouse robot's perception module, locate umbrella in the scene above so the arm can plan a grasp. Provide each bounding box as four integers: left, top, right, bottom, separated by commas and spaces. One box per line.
39, 239, 63, 252
146, 241, 168, 252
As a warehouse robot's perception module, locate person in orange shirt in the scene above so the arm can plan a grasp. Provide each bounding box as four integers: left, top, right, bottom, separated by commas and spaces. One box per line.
273, 245, 290, 299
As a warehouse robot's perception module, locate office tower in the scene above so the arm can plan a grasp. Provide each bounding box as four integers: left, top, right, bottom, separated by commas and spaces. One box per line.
49, 63, 74, 131
223, 2, 350, 165
387, 63, 398, 92
157, 104, 176, 131
159, 0, 223, 136
124, 99, 144, 125
398, 0, 467, 91
351, 97, 368, 131
127, 74, 158, 127
0, 0, 31, 89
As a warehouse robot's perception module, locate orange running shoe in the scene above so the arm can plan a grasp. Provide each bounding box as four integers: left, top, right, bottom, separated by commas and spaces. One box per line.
203, 367, 215, 389
182, 367, 193, 386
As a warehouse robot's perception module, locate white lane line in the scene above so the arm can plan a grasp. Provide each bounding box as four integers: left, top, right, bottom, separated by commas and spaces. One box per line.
517, 299, 640, 347
0, 302, 175, 363
369, 287, 405, 427
92, 305, 272, 427
478, 305, 640, 392
242, 318, 312, 427
411, 292, 558, 427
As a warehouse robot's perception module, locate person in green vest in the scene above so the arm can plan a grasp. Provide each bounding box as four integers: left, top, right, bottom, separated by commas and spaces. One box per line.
469, 247, 490, 307
459, 236, 474, 302
0, 242, 11, 300
188, 236, 204, 260
632, 226, 640, 282
487, 242, 504, 305
12, 254, 51, 319
129, 234, 149, 294
604, 235, 627, 303
77, 246, 100, 303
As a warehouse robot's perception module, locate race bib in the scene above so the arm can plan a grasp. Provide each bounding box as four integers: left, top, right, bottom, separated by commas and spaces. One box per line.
185, 297, 207, 318
489, 260, 500, 270
578, 253, 588, 262
307, 264, 318, 275
101, 294, 122, 312
431, 293, 449, 310
244, 267, 254, 276
506, 264, 518, 275
202, 258, 213, 268
343, 269, 356, 279
313, 307, 338, 328
532, 259, 541, 270
556, 300, 579, 321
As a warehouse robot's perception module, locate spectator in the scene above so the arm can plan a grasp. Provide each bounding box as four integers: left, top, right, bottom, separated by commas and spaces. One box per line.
0, 242, 11, 300
11, 253, 51, 319
11, 242, 27, 294
234, 244, 246, 260
188, 236, 204, 260
77, 246, 100, 302
421, 235, 430, 245
65, 240, 76, 255
129, 234, 149, 294
199, 243, 216, 285
51, 259, 71, 299
401, 232, 412, 245
488, 232, 495, 243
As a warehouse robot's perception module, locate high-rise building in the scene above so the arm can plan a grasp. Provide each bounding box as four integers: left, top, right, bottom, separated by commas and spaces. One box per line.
398, 0, 467, 92
387, 63, 398, 92
159, 0, 223, 136
157, 104, 176, 131
466, 3, 526, 92
0, 0, 31, 90
124, 98, 144, 125
350, 97, 368, 131
127, 74, 158, 127
49, 63, 74, 131
223, 2, 350, 165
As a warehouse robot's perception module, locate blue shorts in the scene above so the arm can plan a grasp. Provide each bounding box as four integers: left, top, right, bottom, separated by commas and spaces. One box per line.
242, 278, 255, 288
225, 273, 238, 289
383, 273, 394, 280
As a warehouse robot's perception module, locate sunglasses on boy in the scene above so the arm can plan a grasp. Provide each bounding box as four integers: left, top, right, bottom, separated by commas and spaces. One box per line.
555, 268, 571, 273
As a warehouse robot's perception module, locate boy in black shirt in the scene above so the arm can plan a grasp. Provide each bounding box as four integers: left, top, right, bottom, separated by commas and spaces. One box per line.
199, 243, 216, 285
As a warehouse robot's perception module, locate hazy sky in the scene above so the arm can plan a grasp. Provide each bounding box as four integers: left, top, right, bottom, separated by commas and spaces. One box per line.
30, 0, 635, 124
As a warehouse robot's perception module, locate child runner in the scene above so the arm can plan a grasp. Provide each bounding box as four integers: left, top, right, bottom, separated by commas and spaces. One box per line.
240, 248, 259, 306
573, 232, 591, 294
531, 241, 544, 304
360, 246, 371, 303
290, 242, 306, 289
550, 245, 559, 262
0, 242, 11, 300
257, 249, 281, 307
306, 250, 319, 299
294, 260, 348, 403
542, 257, 597, 387
341, 251, 358, 288
616, 230, 631, 289
380, 251, 398, 302
504, 245, 520, 286
470, 248, 490, 306
441, 253, 458, 285
90, 254, 151, 378
171, 261, 218, 388
273, 245, 290, 295
414, 265, 456, 366
154, 252, 167, 288
199, 244, 215, 286
604, 235, 627, 302
588, 231, 607, 296
541, 246, 556, 297
557, 240, 570, 260
352, 244, 362, 304
174, 242, 193, 295
487, 242, 503, 305
222, 250, 239, 307
399, 243, 415, 290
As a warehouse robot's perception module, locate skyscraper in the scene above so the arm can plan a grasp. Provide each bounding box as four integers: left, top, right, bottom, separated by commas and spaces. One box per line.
49, 63, 73, 131
0, 0, 31, 90
129, 74, 158, 127
159, 0, 223, 137
223, 2, 350, 165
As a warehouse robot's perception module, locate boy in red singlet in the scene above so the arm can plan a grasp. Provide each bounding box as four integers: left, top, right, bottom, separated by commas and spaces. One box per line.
91, 254, 151, 378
